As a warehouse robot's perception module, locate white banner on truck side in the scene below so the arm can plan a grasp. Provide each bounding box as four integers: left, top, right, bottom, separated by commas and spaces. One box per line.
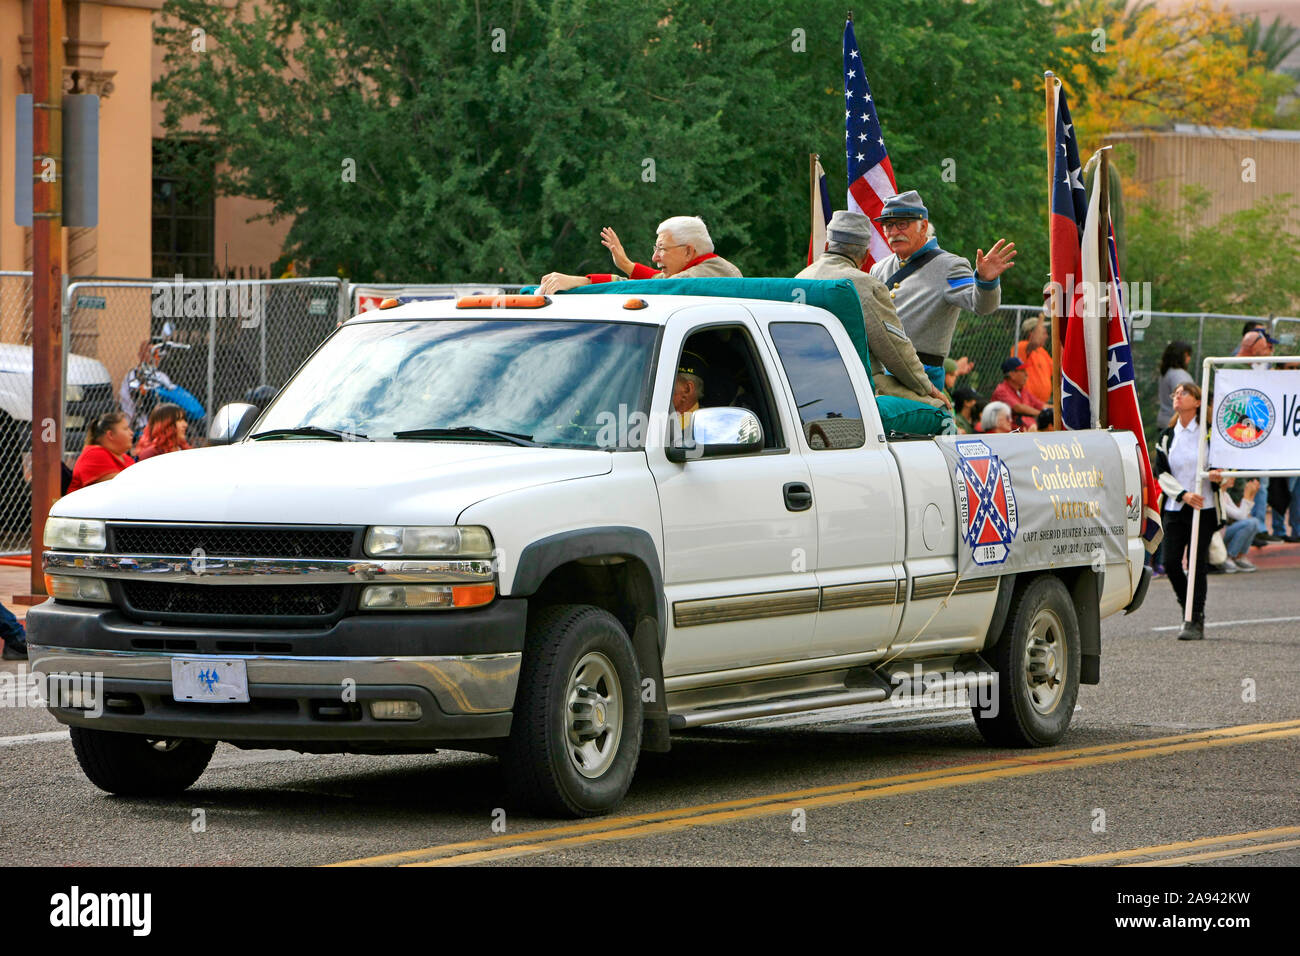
936, 431, 1128, 579
1209, 368, 1300, 472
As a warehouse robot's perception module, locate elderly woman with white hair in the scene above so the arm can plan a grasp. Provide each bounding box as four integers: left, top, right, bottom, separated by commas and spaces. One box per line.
538, 216, 742, 294
980, 400, 1014, 434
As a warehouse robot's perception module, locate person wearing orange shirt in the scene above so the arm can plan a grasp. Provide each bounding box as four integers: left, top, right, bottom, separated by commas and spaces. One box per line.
1011, 313, 1052, 405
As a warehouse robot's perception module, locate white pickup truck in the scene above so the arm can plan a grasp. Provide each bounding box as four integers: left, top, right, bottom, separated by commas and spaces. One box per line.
29, 281, 1152, 816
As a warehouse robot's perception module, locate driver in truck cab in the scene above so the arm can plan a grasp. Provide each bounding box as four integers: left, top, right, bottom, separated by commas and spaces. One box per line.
673, 352, 706, 430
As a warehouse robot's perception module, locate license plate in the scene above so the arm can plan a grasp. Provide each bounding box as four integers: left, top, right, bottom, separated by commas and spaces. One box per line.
171, 659, 250, 703
65, 415, 85, 429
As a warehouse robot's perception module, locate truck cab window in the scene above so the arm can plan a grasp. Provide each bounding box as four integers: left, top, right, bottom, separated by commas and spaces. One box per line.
678, 326, 784, 450
768, 322, 865, 450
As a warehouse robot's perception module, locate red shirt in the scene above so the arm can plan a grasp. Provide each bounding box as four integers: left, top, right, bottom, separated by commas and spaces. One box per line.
586, 253, 721, 283
991, 380, 1045, 430
67, 445, 134, 494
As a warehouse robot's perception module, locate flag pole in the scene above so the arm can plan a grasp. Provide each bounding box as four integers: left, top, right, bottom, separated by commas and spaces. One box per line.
1046, 72, 1062, 431
1097, 147, 1111, 428
810, 152, 818, 241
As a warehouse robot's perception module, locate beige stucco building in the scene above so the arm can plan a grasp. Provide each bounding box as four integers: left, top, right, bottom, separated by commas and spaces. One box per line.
0, 0, 289, 282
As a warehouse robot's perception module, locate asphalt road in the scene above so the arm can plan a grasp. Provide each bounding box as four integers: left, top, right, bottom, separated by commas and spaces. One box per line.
2, 568, 1297, 868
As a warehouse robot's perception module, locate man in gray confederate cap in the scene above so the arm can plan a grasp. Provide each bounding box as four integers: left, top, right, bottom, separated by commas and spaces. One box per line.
868, 189, 1016, 389
796, 210, 950, 410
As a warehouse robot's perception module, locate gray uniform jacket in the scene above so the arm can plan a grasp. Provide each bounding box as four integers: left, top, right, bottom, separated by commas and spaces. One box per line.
869, 241, 1001, 360
795, 252, 942, 408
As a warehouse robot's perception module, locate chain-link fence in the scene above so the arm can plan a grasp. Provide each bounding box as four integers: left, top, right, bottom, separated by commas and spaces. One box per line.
63, 277, 347, 443
948, 305, 1299, 439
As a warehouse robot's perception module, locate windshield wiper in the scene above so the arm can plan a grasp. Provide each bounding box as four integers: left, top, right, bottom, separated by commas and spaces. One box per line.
249, 426, 369, 441
392, 425, 538, 447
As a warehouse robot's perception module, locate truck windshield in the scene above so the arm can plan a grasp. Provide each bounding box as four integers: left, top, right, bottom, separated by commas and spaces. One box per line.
254, 319, 659, 448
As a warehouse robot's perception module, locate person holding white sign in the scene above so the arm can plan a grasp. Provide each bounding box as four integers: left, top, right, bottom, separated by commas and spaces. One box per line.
1154, 383, 1223, 641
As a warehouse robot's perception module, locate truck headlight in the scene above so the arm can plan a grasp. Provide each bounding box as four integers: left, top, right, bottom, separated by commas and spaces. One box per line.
43, 517, 107, 551
364, 525, 493, 557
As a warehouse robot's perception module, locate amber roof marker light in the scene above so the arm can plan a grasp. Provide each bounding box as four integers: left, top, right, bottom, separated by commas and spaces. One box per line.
456, 294, 552, 309
622, 298, 648, 310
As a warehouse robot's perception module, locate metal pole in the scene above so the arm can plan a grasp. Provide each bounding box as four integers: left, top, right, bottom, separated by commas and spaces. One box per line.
1183, 356, 1213, 625
1045, 73, 1062, 431
1096, 149, 1110, 428
29, 0, 66, 597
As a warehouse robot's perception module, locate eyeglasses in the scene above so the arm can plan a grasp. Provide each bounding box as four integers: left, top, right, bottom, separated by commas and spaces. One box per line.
652, 242, 688, 256
880, 221, 916, 233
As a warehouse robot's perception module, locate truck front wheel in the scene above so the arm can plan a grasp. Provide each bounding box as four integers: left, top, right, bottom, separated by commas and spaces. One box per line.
504, 604, 643, 817
69, 727, 216, 796
973, 575, 1080, 748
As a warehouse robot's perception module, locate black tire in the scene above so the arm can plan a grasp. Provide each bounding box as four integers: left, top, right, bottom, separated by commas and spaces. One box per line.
973, 575, 1080, 748
69, 727, 216, 796
503, 604, 643, 817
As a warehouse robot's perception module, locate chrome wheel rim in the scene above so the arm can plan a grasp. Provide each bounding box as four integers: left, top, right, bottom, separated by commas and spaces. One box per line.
566, 651, 622, 779
1023, 607, 1067, 715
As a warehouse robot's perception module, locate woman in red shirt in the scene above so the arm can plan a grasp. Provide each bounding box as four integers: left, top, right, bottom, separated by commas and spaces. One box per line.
133, 403, 190, 460
67, 411, 135, 494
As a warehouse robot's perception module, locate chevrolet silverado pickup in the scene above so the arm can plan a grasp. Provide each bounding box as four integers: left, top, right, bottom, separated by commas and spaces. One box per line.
29, 279, 1151, 816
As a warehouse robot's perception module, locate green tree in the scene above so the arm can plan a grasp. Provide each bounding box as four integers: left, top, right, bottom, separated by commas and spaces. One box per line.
156, 0, 1085, 301
1126, 186, 1300, 315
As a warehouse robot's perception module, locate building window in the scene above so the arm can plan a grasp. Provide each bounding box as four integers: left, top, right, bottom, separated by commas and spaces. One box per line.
152, 140, 215, 278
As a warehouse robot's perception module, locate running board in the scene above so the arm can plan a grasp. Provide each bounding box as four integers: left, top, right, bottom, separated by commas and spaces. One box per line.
668, 662, 998, 730
669, 686, 890, 729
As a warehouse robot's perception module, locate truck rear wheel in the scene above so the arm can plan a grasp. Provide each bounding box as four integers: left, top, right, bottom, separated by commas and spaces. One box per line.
503, 604, 642, 817
69, 727, 216, 796
973, 575, 1080, 748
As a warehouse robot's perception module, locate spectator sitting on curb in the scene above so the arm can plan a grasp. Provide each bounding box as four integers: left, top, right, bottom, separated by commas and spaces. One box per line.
133, 403, 191, 461
67, 411, 135, 495
1, 604, 26, 660
952, 386, 980, 434
979, 400, 1013, 433
1213, 477, 1261, 573
991, 356, 1044, 430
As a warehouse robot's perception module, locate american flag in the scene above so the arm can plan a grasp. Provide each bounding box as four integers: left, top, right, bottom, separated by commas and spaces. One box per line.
843, 18, 896, 269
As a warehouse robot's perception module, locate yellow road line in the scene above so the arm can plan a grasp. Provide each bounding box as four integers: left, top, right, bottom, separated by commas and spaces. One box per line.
1025, 825, 1300, 866
408, 727, 1300, 866
1120, 837, 1300, 867
328, 719, 1300, 867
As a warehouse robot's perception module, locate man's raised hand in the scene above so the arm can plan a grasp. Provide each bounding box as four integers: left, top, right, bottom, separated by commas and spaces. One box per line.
975, 239, 1017, 281
601, 227, 634, 276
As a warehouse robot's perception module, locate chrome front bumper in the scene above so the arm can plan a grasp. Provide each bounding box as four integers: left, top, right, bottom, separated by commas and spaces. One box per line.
28, 645, 520, 744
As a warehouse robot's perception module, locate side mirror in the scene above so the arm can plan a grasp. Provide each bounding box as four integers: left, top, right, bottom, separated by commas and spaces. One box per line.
208, 403, 260, 445
666, 406, 764, 463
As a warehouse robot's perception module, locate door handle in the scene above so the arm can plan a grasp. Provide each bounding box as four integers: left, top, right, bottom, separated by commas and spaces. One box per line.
783, 481, 813, 512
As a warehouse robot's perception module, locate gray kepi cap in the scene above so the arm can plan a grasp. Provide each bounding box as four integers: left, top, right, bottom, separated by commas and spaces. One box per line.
826, 210, 876, 244
874, 190, 929, 222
